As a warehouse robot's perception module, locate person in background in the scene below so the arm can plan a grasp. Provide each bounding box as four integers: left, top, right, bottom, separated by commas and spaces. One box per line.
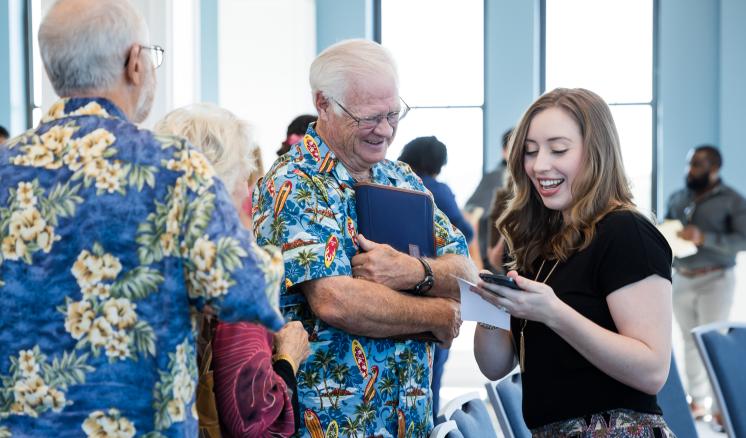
255, 39, 476, 437
465, 128, 512, 270
473, 88, 675, 436
156, 103, 311, 437
276, 114, 317, 156
0, 125, 9, 145
397, 135, 474, 418
0, 0, 283, 435
665, 145, 746, 424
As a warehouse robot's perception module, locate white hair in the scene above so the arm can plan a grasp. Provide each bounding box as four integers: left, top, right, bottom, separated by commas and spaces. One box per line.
39, 0, 149, 96
309, 39, 399, 113
154, 103, 257, 193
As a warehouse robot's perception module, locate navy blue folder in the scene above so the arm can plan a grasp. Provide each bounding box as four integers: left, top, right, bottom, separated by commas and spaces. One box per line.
355, 182, 436, 257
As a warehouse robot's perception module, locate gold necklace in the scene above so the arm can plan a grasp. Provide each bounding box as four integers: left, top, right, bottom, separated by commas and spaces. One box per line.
519, 259, 560, 373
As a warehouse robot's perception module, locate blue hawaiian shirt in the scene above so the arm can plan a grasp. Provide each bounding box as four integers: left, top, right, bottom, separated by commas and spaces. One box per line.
0, 98, 284, 437
253, 125, 468, 438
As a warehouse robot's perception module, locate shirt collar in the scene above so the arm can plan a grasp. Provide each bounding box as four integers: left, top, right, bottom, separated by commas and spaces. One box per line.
41, 97, 128, 124
301, 123, 401, 187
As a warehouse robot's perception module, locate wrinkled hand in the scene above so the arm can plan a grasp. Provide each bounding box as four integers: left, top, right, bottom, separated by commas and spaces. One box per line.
351, 234, 421, 290
431, 298, 462, 348
677, 225, 704, 246
274, 321, 311, 368
471, 270, 563, 325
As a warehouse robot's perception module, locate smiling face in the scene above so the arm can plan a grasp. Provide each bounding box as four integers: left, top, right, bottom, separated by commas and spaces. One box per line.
524, 106, 585, 221
316, 75, 400, 176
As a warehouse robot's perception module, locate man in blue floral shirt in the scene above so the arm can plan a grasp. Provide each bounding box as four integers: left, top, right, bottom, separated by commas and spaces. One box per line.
0, 0, 283, 436
254, 39, 477, 438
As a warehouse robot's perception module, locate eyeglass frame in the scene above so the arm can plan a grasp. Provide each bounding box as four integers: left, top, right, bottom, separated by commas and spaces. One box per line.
331, 97, 410, 130
125, 44, 165, 69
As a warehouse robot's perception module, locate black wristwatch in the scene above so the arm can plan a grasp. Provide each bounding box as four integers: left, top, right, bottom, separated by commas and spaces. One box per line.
412, 257, 434, 295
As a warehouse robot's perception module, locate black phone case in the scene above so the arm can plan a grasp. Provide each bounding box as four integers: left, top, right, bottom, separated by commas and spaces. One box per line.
479, 273, 521, 290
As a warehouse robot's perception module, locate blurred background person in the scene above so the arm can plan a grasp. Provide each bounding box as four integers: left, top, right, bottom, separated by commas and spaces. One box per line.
398, 135, 473, 418
0, 125, 8, 145
156, 103, 310, 437
276, 114, 317, 156
665, 144, 746, 424
465, 128, 512, 271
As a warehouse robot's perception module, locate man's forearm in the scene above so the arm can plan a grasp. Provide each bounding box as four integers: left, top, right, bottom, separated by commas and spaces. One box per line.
303, 276, 452, 339
426, 254, 478, 299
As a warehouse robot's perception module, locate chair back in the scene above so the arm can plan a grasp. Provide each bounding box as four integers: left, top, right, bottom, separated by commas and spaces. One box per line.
656, 356, 697, 438
485, 371, 530, 438
437, 392, 497, 438
429, 420, 464, 438
692, 322, 746, 438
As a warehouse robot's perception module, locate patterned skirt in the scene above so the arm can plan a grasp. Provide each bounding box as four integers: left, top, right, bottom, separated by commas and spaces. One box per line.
530, 409, 676, 438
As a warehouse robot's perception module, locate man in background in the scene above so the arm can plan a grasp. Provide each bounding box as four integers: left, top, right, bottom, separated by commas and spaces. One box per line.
0, 0, 283, 435
666, 145, 746, 421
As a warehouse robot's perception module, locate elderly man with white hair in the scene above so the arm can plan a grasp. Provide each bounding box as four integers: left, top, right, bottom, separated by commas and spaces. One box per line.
0, 0, 283, 436
254, 39, 477, 437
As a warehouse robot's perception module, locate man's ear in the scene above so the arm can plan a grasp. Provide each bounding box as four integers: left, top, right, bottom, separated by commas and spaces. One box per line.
124, 44, 144, 86
315, 92, 330, 118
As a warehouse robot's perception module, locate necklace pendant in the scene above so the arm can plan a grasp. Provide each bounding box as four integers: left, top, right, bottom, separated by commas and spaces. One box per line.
519, 329, 526, 373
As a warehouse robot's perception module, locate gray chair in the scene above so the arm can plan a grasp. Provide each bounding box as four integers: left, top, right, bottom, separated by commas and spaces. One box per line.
437, 392, 498, 438
485, 371, 530, 438
430, 420, 464, 438
656, 356, 698, 438
692, 322, 746, 438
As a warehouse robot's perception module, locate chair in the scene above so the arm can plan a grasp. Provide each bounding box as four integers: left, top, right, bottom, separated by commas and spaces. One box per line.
692, 322, 746, 438
485, 371, 530, 438
437, 392, 498, 438
430, 420, 464, 438
656, 356, 698, 438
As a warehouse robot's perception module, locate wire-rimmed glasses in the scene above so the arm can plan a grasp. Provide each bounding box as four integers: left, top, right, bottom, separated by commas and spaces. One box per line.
332, 97, 410, 130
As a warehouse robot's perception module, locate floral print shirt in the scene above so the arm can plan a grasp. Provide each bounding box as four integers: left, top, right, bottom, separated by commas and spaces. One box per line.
0, 98, 284, 438
253, 125, 468, 438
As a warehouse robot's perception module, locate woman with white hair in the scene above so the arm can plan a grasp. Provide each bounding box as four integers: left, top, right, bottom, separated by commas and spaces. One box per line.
156, 104, 310, 437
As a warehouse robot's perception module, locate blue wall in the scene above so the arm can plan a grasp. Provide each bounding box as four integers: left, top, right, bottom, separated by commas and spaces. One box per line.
719, 0, 746, 194
315, 0, 372, 53
483, 0, 540, 172
200, 0, 219, 104
657, 0, 720, 215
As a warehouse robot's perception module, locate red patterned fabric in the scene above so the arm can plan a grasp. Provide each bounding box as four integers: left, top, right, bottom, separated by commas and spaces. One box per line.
211, 322, 295, 437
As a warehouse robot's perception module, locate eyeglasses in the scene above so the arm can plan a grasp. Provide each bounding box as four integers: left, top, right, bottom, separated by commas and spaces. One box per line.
332, 97, 410, 130
140, 45, 165, 69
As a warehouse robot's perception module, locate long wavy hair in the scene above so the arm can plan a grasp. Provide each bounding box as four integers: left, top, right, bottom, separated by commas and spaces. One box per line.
498, 88, 636, 272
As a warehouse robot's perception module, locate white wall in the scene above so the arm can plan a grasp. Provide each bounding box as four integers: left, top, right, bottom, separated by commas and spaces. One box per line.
218, 0, 317, 171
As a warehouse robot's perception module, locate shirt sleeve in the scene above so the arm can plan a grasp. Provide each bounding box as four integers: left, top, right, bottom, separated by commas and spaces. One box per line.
174, 142, 284, 330
700, 192, 746, 254
595, 212, 673, 297
253, 167, 352, 288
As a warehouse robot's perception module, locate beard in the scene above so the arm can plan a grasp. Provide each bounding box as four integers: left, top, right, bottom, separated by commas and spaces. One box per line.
132, 68, 156, 123
686, 173, 710, 191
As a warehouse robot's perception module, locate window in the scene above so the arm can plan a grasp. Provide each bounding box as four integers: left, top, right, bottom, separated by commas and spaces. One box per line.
544, 0, 656, 212
381, 0, 484, 207
218, 0, 316, 168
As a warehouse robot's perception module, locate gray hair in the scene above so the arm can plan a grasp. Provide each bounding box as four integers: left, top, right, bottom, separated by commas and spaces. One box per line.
309, 39, 399, 113
154, 103, 257, 193
39, 0, 149, 96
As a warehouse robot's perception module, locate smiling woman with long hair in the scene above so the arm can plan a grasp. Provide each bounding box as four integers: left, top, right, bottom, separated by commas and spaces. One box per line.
473, 88, 675, 436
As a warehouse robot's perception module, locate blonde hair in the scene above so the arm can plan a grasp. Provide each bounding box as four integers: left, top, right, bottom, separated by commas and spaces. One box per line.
154, 103, 257, 193
498, 88, 636, 271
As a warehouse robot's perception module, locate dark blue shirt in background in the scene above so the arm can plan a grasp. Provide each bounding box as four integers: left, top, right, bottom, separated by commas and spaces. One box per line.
421, 175, 474, 243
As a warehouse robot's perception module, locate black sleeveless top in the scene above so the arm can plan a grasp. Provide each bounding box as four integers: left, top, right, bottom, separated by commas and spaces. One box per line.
510, 210, 673, 428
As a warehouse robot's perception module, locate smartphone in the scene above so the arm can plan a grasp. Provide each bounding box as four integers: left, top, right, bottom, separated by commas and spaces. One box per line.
478, 272, 521, 290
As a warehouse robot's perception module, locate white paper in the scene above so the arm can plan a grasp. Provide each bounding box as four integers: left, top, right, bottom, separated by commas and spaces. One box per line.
455, 277, 511, 330
657, 219, 698, 258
